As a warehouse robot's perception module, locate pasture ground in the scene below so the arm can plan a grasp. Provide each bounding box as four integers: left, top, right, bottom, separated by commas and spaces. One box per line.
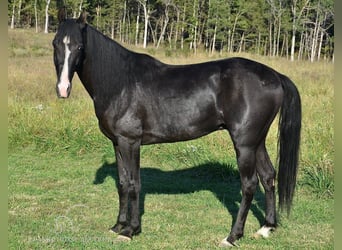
8, 29, 334, 249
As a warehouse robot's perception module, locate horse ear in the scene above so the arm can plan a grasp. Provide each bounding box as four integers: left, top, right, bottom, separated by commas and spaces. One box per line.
77, 10, 88, 25
58, 7, 67, 23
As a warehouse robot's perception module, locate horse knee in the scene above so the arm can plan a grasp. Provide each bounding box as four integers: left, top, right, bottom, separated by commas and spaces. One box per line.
126, 178, 140, 197
118, 177, 141, 195
241, 174, 259, 196
117, 179, 130, 194
259, 169, 276, 192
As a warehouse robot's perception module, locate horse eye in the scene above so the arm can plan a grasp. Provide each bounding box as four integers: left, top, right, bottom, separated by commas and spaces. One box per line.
78, 45, 84, 51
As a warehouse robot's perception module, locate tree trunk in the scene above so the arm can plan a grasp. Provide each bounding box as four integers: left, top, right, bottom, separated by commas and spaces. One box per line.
34, 0, 38, 33
269, 19, 273, 56
280, 33, 285, 57
96, 5, 100, 29
290, 23, 296, 61
122, 1, 127, 42
135, 4, 140, 46
310, 12, 321, 62
211, 21, 217, 55
78, 0, 84, 17
111, 19, 115, 39
257, 32, 261, 55
11, 1, 16, 29
174, 8, 180, 49
137, 0, 149, 48
168, 22, 173, 48
191, 0, 198, 54
297, 29, 303, 60
227, 29, 231, 53
148, 20, 156, 45
181, 3, 186, 50
317, 29, 324, 61
273, 19, 277, 56
285, 32, 289, 59
276, 16, 281, 56
193, 20, 198, 54
126, 11, 132, 44
238, 32, 244, 53
230, 14, 240, 53
44, 0, 51, 34
290, 0, 310, 61
157, 5, 170, 49
17, 0, 22, 27
264, 37, 268, 56
143, 5, 149, 48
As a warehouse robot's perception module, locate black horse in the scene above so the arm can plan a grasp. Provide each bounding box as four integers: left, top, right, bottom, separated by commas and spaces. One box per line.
53, 9, 301, 247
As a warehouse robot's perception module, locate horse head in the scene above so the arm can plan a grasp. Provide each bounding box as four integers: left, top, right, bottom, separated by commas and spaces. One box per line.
52, 8, 87, 98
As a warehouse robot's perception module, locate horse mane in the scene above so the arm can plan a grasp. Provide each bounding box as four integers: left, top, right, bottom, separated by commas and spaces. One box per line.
83, 24, 164, 92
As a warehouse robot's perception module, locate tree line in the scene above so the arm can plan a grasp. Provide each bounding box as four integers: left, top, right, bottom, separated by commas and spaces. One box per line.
8, 0, 334, 61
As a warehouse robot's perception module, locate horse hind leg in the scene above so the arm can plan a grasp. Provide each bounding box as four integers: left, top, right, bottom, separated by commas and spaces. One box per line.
254, 141, 277, 239
220, 142, 259, 247
220, 106, 279, 246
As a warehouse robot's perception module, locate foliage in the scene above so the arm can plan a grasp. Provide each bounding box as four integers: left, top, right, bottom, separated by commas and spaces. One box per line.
8, 0, 334, 60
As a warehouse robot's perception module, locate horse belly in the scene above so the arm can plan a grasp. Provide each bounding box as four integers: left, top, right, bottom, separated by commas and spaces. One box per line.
141, 97, 222, 144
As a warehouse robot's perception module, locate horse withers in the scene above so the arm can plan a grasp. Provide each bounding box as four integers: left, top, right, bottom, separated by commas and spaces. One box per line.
52, 8, 301, 247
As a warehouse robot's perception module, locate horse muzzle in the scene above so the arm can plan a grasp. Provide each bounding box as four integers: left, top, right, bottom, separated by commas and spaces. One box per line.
56, 81, 71, 98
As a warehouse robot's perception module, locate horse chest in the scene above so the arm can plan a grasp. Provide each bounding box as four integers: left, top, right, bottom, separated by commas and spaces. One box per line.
96, 103, 143, 143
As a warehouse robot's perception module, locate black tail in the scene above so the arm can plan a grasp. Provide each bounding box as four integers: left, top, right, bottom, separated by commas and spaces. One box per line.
278, 75, 301, 214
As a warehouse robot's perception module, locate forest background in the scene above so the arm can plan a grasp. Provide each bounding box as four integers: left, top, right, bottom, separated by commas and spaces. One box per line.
8, 0, 334, 62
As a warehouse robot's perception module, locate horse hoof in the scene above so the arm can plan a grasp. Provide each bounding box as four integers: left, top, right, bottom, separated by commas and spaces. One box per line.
116, 235, 132, 242
219, 238, 236, 247
253, 226, 275, 239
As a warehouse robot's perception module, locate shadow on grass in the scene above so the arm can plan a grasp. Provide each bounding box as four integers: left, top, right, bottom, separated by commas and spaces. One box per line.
93, 161, 265, 232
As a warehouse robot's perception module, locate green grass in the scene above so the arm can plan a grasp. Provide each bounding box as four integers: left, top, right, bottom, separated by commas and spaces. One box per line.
8, 150, 333, 249
8, 29, 334, 249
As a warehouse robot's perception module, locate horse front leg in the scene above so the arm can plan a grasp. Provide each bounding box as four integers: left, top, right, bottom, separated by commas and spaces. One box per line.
110, 144, 129, 235
110, 138, 141, 240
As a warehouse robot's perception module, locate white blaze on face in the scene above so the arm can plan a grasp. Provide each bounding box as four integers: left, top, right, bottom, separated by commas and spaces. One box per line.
57, 36, 71, 98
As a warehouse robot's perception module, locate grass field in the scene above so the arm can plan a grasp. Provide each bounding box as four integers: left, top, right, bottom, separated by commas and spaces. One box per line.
8, 29, 334, 249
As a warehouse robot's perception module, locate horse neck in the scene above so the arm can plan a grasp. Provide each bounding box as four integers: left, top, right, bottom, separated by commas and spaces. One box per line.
77, 25, 132, 101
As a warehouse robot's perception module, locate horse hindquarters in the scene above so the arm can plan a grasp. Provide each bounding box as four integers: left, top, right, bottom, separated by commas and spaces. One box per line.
220, 74, 283, 245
